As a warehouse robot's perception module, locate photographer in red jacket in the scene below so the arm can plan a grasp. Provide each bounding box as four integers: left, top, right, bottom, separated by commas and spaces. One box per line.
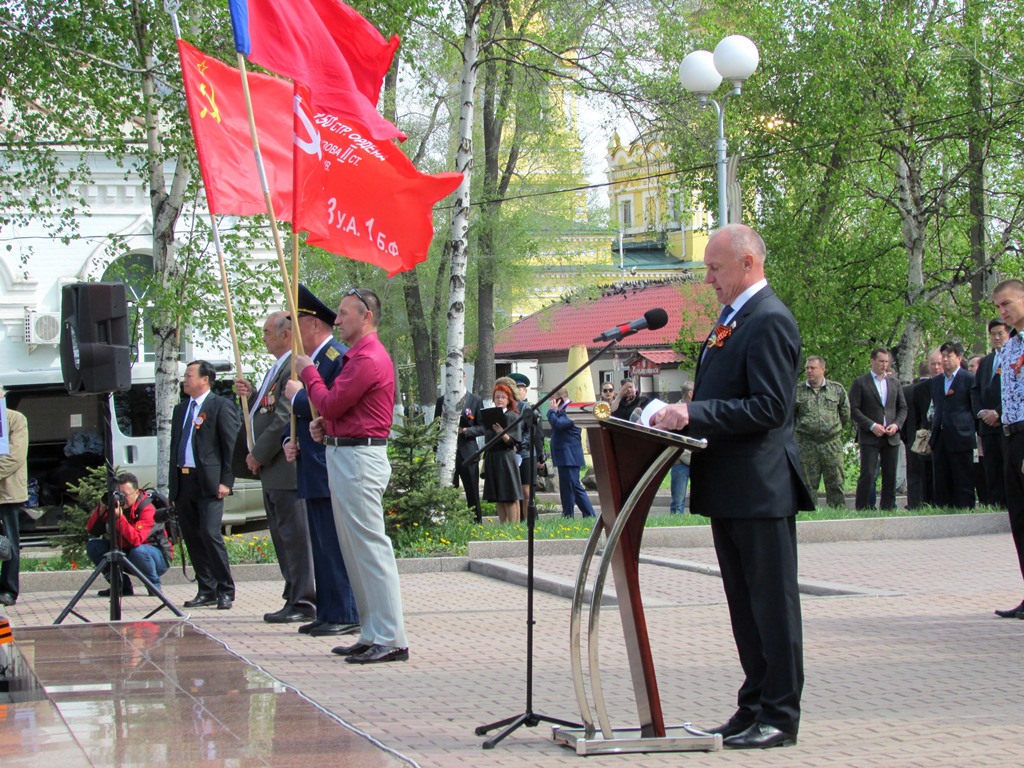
86, 472, 172, 596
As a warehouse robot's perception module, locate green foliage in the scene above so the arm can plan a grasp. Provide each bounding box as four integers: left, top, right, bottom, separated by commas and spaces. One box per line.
57, 465, 113, 566
224, 533, 277, 564
648, 0, 1024, 384
383, 416, 473, 551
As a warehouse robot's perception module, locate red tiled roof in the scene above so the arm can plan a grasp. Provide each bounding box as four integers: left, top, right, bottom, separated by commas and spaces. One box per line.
633, 349, 686, 365
494, 281, 718, 357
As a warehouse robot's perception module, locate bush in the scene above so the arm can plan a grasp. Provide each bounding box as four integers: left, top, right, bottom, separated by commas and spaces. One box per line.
383, 417, 473, 553
58, 464, 112, 566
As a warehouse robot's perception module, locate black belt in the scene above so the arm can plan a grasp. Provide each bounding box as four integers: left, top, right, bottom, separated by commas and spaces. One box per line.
1003, 422, 1024, 437
323, 436, 388, 447
179, 467, 192, 474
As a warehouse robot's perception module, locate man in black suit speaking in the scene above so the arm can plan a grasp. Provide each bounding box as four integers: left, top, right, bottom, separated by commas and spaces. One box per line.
169, 360, 241, 610
652, 224, 812, 749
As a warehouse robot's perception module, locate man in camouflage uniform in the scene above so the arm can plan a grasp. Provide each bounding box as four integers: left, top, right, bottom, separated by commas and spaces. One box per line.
794, 356, 850, 508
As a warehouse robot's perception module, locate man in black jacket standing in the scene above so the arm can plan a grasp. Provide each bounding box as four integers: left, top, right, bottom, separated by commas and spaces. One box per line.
971, 319, 1010, 506
434, 369, 485, 523
652, 224, 812, 749
169, 360, 241, 610
929, 342, 976, 509
849, 349, 908, 510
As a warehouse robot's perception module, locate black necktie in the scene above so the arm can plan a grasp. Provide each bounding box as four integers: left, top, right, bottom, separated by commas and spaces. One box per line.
177, 400, 196, 468
715, 304, 734, 328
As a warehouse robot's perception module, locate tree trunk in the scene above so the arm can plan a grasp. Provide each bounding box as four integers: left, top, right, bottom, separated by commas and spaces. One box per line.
436, 2, 481, 485
133, 1, 188, 494
893, 151, 926, 382
965, 0, 989, 350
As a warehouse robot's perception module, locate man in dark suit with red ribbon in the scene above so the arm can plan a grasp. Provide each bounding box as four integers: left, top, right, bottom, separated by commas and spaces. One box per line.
653, 224, 812, 749
929, 341, 976, 508
169, 360, 241, 610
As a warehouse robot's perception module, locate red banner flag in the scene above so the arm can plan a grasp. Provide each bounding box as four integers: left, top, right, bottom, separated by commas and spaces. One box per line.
228, 0, 404, 142
293, 88, 462, 276
177, 39, 294, 218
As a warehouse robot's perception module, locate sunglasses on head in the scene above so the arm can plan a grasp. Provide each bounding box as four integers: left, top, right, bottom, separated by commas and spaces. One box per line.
345, 288, 369, 311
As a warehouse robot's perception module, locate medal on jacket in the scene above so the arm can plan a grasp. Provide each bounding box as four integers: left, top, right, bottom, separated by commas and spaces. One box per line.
709, 322, 735, 348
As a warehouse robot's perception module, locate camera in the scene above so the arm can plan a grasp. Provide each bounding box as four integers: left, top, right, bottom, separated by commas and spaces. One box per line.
111, 489, 127, 508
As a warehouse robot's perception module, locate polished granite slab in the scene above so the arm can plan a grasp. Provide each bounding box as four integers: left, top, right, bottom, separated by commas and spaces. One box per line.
1, 620, 409, 767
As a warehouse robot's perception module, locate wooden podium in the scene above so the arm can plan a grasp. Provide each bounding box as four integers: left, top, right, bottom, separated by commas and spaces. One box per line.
551, 412, 720, 755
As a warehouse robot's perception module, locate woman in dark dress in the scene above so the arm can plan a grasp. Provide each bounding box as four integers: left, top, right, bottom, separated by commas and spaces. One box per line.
482, 384, 523, 523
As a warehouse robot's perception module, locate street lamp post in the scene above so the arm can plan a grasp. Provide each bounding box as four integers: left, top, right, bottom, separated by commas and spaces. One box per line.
678, 35, 760, 228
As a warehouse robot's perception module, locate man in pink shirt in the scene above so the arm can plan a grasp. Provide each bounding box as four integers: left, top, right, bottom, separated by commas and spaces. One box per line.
289, 288, 407, 664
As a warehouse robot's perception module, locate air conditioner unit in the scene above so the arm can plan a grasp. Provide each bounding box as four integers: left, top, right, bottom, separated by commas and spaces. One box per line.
24, 310, 62, 345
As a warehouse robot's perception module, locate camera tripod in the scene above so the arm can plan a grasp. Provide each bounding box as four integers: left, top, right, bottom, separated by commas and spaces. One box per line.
54, 397, 183, 623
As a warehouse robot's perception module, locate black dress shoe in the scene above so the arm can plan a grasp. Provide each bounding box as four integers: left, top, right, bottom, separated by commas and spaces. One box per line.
724, 722, 797, 749
331, 641, 372, 657
0, 592, 15, 606
344, 644, 409, 664
264, 606, 314, 623
705, 713, 756, 739
217, 595, 233, 610
994, 600, 1024, 618
183, 594, 217, 608
308, 622, 360, 637
299, 619, 325, 635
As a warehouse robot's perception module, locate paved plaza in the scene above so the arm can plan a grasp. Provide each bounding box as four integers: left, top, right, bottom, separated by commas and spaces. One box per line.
3, 527, 1024, 766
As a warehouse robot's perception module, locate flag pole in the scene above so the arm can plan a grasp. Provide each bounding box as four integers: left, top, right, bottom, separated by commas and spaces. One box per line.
167, 4, 254, 451
289, 229, 301, 442
210, 218, 255, 451
234, 53, 302, 354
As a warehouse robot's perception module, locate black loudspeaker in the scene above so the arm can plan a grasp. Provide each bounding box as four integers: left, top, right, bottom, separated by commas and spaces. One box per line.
60, 282, 132, 394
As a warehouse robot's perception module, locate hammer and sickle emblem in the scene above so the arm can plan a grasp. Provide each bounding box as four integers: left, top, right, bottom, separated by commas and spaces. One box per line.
293, 95, 321, 159
196, 61, 221, 123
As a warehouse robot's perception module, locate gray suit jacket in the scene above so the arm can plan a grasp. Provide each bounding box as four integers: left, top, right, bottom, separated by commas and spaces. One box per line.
242, 359, 296, 491
849, 373, 907, 446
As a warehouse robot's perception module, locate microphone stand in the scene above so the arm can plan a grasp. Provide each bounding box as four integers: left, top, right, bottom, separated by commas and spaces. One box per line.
472, 337, 626, 748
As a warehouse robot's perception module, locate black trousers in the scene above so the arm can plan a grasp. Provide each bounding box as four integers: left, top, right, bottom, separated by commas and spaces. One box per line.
1002, 432, 1024, 585
931, 440, 975, 509
980, 431, 1005, 506
905, 447, 932, 509
856, 438, 899, 510
454, 448, 482, 523
711, 516, 803, 735
176, 472, 234, 598
0, 502, 21, 599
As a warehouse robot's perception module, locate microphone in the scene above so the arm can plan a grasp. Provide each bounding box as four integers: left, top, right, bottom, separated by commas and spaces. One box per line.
593, 308, 669, 342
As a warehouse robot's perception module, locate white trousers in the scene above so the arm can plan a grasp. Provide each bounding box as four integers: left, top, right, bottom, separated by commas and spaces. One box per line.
326, 444, 407, 647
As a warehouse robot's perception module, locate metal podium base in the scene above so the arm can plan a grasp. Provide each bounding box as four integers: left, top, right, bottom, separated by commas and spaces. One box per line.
552, 723, 722, 755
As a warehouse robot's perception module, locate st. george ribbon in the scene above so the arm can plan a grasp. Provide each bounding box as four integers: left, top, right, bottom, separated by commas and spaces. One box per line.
593, 308, 669, 342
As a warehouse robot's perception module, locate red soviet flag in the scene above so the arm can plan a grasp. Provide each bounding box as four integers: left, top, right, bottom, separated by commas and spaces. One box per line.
228, 0, 403, 142
177, 39, 294, 218
292, 87, 462, 276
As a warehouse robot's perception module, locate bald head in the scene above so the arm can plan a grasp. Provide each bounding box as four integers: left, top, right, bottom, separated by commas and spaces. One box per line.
704, 224, 767, 306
